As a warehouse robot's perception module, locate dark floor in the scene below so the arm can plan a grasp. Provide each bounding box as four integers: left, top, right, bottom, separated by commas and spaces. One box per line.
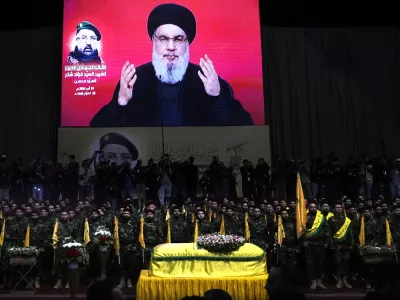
0, 284, 366, 299
0, 269, 369, 299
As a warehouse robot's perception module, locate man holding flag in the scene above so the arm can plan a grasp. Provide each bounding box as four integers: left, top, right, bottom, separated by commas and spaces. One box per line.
296, 173, 330, 290
53, 210, 77, 289
278, 210, 298, 266
25, 211, 52, 289
248, 207, 271, 253
139, 209, 164, 268
327, 202, 354, 289
303, 200, 330, 290
116, 208, 138, 288
169, 207, 190, 243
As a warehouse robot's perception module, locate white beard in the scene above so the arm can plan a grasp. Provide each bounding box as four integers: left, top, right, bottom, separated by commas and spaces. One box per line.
152, 44, 189, 84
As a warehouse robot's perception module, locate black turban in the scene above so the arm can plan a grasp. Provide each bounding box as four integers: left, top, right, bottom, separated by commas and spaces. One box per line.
77, 21, 102, 41
100, 132, 139, 161
147, 3, 196, 44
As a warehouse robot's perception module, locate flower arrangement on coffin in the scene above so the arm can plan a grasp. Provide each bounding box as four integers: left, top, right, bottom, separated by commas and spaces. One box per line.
360, 245, 395, 256
93, 227, 114, 249
360, 245, 395, 264
61, 241, 89, 266
197, 234, 246, 253
5, 247, 40, 257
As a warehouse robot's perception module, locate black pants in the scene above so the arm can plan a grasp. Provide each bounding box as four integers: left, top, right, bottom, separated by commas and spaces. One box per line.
142, 248, 153, 269
28, 251, 46, 277
88, 251, 100, 278
305, 243, 326, 280
333, 245, 350, 277
119, 251, 135, 280
280, 246, 298, 266
54, 248, 66, 279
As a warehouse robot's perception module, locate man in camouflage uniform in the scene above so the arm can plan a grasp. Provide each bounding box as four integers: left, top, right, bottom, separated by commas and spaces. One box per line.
54, 210, 78, 289
192, 210, 212, 236
117, 208, 138, 288
5, 208, 28, 247
170, 207, 190, 243
346, 203, 361, 282
27, 211, 52, 288
1, 208, 29, 287
142, 209, 164, 268
279, 210, 298, 266
304, 200, 330, 290
320, 201, 333, 220
363, 208, 385, 246
248, 207, 271, 252
86, 209, 110, 282
264, 203, 277, 233
68, 209, 81, 234
146, 201, 163, 222
47, 205, 57, 223
362, 207, 386, 290
223, 207, 243, 236
328, 202, 354, 289
39, 208, 55, 280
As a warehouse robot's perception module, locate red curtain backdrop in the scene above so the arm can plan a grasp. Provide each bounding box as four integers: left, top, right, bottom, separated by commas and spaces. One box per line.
61, 0, 265, 126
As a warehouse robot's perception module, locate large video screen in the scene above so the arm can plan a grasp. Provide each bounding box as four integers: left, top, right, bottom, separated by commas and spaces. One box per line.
61, 0, 264, 127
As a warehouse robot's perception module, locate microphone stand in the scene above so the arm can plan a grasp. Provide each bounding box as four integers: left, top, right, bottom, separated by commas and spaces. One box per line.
158, 75, 166, 156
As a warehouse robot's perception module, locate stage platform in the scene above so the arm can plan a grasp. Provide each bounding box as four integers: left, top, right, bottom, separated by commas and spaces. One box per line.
0, 289, 366, 300
137, 270, 268, 300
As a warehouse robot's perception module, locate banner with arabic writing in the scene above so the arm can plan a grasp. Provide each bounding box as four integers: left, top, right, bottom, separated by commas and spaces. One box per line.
57, 126, 270, 166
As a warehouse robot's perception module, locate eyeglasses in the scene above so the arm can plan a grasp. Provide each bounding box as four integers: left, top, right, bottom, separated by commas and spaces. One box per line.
76, 36, 97, 42
153, 35, 187, 46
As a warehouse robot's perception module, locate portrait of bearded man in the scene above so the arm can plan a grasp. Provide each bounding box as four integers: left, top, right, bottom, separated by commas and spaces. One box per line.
67, 21, 105, 65
90, 3, 253, 127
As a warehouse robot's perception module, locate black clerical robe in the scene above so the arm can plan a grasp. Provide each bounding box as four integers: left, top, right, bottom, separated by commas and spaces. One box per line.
90, 62, 253, 127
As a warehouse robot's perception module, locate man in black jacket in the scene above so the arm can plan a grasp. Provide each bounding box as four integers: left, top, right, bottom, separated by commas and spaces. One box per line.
90, 3, 253, 127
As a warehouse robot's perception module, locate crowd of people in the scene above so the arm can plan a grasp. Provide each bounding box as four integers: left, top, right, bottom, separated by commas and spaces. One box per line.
0, 152, 400, 295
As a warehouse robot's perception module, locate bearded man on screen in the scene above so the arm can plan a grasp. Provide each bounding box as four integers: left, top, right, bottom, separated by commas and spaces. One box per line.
90, 3, 253, 127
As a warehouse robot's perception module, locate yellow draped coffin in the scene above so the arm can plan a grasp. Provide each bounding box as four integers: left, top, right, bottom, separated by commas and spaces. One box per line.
149, 243, 267, 278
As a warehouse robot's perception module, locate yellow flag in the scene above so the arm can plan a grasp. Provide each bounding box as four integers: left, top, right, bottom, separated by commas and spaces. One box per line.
139, 216, 145, 248
193, 219, 199, 243
83, 218, 90, 245
219, 214, 225, 234
182, 205, 187, 218
0, 219, 5, 246
114, 216, 120, 254
385, 219, 392, 246
277, 215, 285, 245
295, 173, 307, 238
52, 219, 59, 248
166, 210, 171, 243
359, 216, 365, 246
244, 212, 251, 241
24, 224, 30, 247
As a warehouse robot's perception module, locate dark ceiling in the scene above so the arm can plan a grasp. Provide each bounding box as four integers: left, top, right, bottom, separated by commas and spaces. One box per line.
0, 0, 395, 31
